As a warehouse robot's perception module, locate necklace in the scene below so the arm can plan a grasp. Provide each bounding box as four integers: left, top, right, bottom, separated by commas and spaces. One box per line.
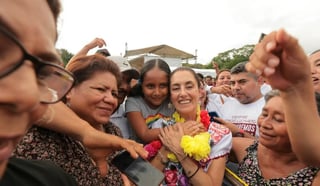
172, 105, 210, 130
144, 105, 211, 162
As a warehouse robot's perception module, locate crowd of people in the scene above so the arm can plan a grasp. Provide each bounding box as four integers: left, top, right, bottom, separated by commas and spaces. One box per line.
1, 0, 320, 185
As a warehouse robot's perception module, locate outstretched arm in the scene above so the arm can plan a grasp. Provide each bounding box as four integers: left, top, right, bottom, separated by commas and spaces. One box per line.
246, 29, 320, 166
212, 61, 220, 75
67, 38, 106, 63
33, 102, 148, 174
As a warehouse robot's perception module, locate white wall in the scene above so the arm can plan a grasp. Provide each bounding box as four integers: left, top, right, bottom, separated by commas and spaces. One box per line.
170, 67, 216, 78
144, 56, 182, 67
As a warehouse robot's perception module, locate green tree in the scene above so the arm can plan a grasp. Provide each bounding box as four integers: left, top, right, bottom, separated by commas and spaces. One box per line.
58, 48, 74, 66
211, 44, 254, 70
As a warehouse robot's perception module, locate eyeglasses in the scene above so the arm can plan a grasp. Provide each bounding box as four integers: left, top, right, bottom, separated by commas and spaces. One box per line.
0, 26, 75, 104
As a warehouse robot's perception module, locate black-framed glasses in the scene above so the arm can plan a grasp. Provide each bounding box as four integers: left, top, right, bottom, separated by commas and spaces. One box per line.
0, 26, 75, 104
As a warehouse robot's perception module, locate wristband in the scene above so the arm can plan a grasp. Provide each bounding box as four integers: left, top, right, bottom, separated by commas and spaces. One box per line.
179, 155, 188, 162
187, 165, 200, 179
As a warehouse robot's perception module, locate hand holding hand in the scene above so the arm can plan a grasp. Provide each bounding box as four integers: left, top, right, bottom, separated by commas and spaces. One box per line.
246, 29, 311, 91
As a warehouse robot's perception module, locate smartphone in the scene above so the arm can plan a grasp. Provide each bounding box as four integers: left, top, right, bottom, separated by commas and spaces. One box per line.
208, 111, 221, 124
111, 150, 164, 186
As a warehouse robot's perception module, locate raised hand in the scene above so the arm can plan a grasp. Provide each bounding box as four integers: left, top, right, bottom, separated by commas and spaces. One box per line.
246, 29, 311, 91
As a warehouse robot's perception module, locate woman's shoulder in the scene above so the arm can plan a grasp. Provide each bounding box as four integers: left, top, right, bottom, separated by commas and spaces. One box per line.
14, 126, 85, 162
125, 96, 145, 110
15, 126, 74, 147
14, 126, 69, 153
104, 122, 122, 137
14, 127, 106, 185
126, 96, 143, 103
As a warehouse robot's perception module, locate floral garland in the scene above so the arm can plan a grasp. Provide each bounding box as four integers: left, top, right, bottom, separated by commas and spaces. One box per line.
172, 105, 210, 130
144, 140, 162, 159
144, 106, 211, 162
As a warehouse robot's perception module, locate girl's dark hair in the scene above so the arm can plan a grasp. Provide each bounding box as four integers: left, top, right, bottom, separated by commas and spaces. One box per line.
129, 59, 171, 97
66, 54, 121, 88
170, 67, 200, 88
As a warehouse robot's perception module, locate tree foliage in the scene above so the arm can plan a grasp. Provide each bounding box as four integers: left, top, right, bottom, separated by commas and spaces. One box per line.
58, 48, 74, 66
184, 44, 255, 70
211, 44, 254, 70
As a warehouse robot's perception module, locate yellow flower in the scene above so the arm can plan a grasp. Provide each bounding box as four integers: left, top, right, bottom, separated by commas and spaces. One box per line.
168, 105, 211, 162
181, 132, 210, 161
172, 105, 200, 123
167, 153, 178, 162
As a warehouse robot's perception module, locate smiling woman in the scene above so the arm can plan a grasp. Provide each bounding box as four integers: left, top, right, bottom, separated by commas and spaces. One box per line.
0, 0, 77, 185
14, 54, 128, 185
151, 67, 232, 186
230, 89, 320, 185
65, 55, 121, 128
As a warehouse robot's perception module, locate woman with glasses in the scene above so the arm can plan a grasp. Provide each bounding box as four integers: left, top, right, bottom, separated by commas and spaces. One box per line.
14, 54, 134, 185
0, 0, 77, 185
0, 0, 147, 185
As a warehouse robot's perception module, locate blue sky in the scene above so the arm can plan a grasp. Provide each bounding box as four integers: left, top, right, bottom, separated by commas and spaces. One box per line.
56, 0, 320, 64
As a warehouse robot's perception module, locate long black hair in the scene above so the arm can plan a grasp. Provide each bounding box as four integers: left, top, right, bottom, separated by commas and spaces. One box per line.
129, 58, 171, 97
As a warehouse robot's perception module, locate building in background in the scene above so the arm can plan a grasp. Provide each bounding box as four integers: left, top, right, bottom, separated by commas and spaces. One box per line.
125, 44, 195, 70
124, 44, 216, 77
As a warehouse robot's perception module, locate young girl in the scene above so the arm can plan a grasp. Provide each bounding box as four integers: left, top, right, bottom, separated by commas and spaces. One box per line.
125, 59, 174, 143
